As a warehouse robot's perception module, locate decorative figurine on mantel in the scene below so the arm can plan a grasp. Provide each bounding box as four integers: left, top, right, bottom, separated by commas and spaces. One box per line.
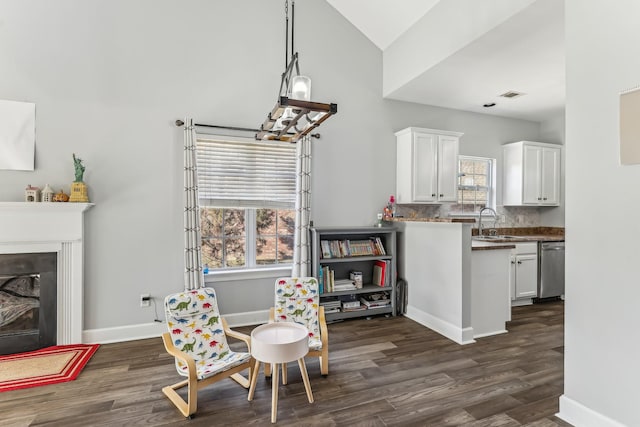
24, 184, 41, 202
41, 184, 55, 202
69, 153, 89, 203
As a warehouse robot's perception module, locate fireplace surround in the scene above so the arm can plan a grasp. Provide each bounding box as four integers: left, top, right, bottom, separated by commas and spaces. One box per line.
0, 202, 93, 349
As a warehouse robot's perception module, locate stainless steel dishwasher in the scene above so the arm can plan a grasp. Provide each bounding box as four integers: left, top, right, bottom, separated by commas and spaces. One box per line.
538, 241, 565, 299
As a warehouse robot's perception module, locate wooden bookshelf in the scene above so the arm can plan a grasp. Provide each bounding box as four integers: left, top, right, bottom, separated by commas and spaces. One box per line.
311, 226, 397, 322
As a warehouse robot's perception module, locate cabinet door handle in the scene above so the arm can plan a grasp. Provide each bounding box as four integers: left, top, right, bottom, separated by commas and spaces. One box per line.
537, 197, 542, 200
543, 197, 547, 200
517, 260, 522, 264
511, 260, 516, 264
439, 194, 444, 197
432, 193, 436, 197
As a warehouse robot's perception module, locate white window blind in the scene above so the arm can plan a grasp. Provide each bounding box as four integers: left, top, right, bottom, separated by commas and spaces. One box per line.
196, 136, 297, 209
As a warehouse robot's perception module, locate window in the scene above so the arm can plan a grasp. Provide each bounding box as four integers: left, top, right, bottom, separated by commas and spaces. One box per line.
452, 156, 495, 214
196, 136, 297, 271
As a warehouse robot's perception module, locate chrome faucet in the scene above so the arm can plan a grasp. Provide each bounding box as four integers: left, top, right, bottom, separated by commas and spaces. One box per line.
478, 207, 497, 237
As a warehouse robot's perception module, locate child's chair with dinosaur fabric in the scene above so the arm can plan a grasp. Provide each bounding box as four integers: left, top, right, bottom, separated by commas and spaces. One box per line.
161, 287, 253, 418
267, 277, 329, 378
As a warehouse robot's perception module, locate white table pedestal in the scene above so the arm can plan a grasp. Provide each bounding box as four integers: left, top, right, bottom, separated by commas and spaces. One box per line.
247, 322, 314, 423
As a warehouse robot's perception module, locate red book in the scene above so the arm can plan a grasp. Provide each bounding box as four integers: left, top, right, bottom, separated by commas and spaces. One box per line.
373, 260, 386, 286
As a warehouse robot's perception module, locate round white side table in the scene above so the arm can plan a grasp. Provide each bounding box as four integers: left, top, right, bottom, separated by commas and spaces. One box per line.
247, 322, 314, 423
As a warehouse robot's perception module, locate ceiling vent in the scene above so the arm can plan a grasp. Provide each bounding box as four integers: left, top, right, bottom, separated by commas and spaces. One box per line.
499, 91, 525, 99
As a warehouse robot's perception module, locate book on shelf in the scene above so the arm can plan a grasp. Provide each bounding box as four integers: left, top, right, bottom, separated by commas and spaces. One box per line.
319, 237, 387, 258
320, 297, 341, 309
342, 304, 367, 312
372, 260, 391, 287
373, 260, 390, 287
360, 291, 392, 308
360, 297, 391, 308
333, 278, 356, 291
320, 240, 332, 258
372, 264, 383, 287
342, 300, 361, 309
324, 307, 341, 314
320, 266, 335, 293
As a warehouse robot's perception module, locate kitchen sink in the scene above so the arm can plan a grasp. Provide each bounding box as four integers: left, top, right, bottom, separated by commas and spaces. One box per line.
473, 235, 519, 241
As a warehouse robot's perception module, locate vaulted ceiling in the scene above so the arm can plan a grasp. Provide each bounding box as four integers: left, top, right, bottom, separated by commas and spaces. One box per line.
326, 0, 565, 123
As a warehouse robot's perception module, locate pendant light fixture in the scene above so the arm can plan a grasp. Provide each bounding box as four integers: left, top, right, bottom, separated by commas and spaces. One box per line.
256, 0, 337, 142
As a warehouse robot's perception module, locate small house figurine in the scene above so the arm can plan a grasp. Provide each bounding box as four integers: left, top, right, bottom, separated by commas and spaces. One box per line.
25, 185, 41, 202
41, 184, 55, 202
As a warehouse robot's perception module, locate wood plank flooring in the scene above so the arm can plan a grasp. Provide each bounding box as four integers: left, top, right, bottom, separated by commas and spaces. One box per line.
0, 301, 571, 426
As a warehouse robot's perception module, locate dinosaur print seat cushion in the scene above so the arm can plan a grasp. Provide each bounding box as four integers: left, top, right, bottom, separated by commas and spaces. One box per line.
274, 277, 322, 350
165, 287, 250, 379
178, 349, 251, 380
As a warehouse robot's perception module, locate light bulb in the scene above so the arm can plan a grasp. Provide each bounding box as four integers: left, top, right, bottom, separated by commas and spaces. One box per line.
290, 75, 311, 101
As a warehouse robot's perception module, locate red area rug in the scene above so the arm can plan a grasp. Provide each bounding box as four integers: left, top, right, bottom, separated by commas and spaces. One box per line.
0, 344, 99, 392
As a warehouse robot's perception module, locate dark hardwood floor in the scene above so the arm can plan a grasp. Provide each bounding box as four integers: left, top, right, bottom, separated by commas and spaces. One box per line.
0, 301, 571, 426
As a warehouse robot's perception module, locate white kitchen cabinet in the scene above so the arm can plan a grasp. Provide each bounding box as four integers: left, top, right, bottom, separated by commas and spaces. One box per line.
396, 127, 463, 204
503, 141, 561, 206
510, 242, 538, 306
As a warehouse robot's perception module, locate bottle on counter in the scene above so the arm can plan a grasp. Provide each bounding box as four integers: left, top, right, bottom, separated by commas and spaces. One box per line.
388, 195, 396, 218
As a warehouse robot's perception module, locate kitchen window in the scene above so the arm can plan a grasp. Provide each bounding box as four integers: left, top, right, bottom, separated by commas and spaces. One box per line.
452, 156, 496, 214
196, 136, 296, 273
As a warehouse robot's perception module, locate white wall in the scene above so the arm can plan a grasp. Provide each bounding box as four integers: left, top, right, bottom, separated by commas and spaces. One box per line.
560, 1, 640, 426
0, 0, 552, 339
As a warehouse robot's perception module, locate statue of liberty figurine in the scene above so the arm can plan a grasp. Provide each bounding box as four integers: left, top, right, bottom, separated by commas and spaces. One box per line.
70, 153, 89, 202
73, 153, 85, 182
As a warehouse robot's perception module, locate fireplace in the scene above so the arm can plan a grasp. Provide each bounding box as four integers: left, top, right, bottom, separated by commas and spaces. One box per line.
0, 253, 57, 355
0, 202, 93, 352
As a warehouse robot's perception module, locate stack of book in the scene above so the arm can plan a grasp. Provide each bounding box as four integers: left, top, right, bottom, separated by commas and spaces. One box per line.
320, 298, 341, 314
360, 292, 392, 309
342, 300, 366, 312
333, 279, 356, 291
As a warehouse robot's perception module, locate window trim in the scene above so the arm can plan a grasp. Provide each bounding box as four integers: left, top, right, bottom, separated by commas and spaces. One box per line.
201, 207, 295, 273
205, 264, 292, 282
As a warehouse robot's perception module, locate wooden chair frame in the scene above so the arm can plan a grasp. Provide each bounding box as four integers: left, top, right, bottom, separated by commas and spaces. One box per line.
161, 318, 253, 418
266, 305, 329, 377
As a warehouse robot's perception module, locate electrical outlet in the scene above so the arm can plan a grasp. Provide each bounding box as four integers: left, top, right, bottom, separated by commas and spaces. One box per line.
140, 293, 151, 307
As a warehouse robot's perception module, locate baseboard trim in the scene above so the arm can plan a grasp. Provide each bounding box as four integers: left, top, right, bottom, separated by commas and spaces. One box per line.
558, 395, 627, 427
81, 310, 270, 344
223, 310, 270, 327
82, 322, 166, 344
473, 329, 508, 339
405, 305, 475, 345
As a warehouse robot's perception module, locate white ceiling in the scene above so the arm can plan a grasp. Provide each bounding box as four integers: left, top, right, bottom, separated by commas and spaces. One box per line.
326, 0, 565, 123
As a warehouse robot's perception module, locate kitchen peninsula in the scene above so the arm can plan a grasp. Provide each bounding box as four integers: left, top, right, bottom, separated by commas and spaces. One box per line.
393, 217, 513, 344
393, 217, 564, 345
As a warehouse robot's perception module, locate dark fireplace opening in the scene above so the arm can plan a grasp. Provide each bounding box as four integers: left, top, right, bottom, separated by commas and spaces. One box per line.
0, 253, 57, 355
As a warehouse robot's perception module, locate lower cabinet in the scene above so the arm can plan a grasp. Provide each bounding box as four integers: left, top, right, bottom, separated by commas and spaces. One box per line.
510, 243, 538, 305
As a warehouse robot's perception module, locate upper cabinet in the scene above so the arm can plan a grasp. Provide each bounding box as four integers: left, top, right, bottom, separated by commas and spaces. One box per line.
395, 127, 463, 204
503, 141, 561, 206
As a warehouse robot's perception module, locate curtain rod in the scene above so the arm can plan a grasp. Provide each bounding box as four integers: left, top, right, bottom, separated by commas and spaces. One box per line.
174, 120, 320, 139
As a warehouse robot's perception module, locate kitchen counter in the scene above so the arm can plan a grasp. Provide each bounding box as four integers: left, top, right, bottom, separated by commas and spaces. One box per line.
395, 221, 564, 344
387, 217, 475, 224
473, 235, 564, 243
472, 242, 516, 251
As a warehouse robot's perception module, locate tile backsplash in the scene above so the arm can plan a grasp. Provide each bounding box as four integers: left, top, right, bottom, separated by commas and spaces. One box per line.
395, 204, 544, 228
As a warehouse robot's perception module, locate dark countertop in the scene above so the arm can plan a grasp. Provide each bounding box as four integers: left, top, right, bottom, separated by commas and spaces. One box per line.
472, 243, 516, 251
387, 217, 475, 224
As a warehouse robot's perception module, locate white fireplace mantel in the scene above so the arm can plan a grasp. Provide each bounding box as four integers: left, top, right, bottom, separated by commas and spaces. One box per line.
0, 202, 94, 345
